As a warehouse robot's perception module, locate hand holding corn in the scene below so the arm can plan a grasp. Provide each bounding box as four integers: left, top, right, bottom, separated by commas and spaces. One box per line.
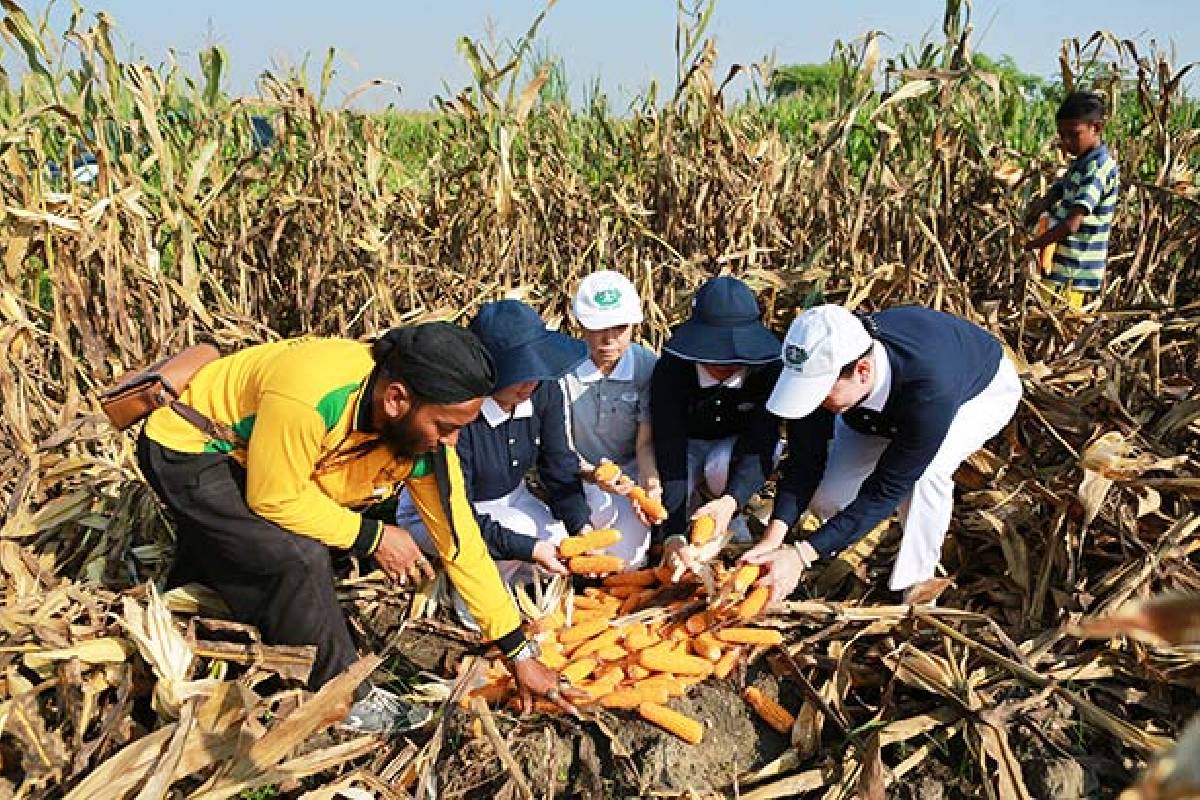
593, 461, 668, 524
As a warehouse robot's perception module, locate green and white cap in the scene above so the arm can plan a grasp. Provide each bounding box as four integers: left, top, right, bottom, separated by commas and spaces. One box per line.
573, 270, 644, 330
767, 305, 873, 419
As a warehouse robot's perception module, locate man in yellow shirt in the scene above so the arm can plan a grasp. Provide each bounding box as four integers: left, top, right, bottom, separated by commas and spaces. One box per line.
138, 323, 577, 733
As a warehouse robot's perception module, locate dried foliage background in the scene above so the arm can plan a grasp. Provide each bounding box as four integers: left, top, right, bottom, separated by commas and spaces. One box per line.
1, 0, 1199, 797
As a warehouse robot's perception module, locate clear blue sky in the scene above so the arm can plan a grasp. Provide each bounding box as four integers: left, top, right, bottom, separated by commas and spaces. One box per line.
9, 0, 1198, 109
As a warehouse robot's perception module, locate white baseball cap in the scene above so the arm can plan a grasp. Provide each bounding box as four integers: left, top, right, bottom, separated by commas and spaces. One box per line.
766, 305, 874, 418
573, 271, 644, 330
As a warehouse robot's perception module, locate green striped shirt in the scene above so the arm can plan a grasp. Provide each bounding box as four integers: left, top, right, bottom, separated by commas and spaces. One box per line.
1049, 144, 1120, 292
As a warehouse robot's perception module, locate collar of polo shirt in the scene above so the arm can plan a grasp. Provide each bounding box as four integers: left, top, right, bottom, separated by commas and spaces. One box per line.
695, 363, 748, 389
481, 396, 535, 427
575, 347, 636, 383
858, 341, 892, 413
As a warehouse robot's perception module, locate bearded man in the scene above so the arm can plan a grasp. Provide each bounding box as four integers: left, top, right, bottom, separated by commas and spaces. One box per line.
137, 323, 577, 734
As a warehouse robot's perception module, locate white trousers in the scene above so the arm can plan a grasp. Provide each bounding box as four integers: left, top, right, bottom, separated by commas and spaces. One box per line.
686, 437, 736, 498
583, 459, 653, 569
807, 357, 1022, 591
395, 481, 566, 586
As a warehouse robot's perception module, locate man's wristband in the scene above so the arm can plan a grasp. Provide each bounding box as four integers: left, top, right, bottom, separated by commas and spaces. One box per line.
495, 628, 529, 660
506, 638, 541, 663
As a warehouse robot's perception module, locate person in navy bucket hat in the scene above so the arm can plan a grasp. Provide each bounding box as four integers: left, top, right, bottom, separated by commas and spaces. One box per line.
469, 299, 589, 389
395, 299, 595, 622
650, 276, 783, 573
663, 276, 782, 365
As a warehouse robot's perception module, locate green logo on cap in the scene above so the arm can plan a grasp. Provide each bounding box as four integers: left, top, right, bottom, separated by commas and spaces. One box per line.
593, 288, 621, 309
784, 344, 809, 370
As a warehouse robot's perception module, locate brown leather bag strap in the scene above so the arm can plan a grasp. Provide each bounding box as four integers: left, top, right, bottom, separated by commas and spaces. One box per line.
169, 399, 246, 450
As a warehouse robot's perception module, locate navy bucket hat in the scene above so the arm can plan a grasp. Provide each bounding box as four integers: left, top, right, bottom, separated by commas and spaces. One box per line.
469, 299, 588, 389
663, 276, 781, 365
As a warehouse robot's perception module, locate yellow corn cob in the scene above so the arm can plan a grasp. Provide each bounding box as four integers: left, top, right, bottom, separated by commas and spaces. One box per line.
593, 461, 622, 484
559, 528, 622, 558
599, 685, 671, 708
639, 702, 704, 744
559, 618, 610, 644
628, 486, 668, 523
638, 648, 715, 677
571, 628, 621, 660
730, 564, 761, 594
690, 515, 716, 545
692, 631, 723, 662
561, 658, 599, 685
714, 627, 784, 646
623, 623, 659, 652
1036, 213, 1056, 276
537, 647, 567, 670
596, 644, 628, 662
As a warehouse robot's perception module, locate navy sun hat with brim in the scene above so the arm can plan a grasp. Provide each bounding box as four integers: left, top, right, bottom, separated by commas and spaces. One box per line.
662, 276, 781, 365
469, 299, 588, 389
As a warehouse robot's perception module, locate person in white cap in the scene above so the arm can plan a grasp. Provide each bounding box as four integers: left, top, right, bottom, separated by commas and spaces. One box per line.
560, 271, 660, 568
742, 304, 1022, 603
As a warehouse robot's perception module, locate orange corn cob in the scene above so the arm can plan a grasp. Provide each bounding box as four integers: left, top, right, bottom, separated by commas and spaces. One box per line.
684, 610, 711, 636
713, 646, 742, 679
743, 686, 795, 736
467, 679, 512, 707
624, 624, 660, 652
628, 486, 668, 523
618, 588, 655, 616
604, 568, 658, 588
568, 555, 625, 575
736, 585, 771, 621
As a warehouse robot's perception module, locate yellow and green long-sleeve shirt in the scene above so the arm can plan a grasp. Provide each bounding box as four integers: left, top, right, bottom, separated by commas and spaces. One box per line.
144, 337, 523, 647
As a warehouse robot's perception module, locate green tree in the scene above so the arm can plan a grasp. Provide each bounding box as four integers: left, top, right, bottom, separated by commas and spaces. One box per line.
768, 61, 847, 100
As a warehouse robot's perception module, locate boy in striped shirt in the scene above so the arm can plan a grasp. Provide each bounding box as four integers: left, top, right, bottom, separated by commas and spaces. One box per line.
1024, 91, 1120, 307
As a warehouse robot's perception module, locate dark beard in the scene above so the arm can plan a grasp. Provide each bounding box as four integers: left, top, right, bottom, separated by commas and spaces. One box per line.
377, 413, 425, 459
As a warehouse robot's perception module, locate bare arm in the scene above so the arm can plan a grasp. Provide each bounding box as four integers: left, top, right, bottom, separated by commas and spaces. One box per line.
635, 420, 660, 493
1025, 206, 1086, 251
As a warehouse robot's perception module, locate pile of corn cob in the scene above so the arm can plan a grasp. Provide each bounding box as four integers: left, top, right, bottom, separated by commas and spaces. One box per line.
468, 523, 786, 744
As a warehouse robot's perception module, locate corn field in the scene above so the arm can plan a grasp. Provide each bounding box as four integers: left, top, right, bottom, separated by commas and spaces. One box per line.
1, 0, 1199, 797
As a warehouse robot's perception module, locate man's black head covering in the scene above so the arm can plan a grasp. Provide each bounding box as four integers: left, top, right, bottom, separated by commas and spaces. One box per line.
372, 322, 496, 402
